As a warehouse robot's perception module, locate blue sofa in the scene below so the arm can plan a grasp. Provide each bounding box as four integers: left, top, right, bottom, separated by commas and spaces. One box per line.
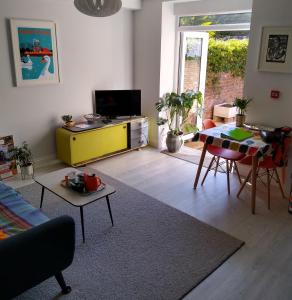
0, 181, 75, 299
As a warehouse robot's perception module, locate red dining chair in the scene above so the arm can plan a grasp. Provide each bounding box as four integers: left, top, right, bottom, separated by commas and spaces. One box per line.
201, 119, 245, 194
237, 136, 291, 208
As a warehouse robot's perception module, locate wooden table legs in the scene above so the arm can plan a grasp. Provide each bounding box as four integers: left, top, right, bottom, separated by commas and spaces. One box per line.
193, 143, 208, 189
251, 155, 258, 214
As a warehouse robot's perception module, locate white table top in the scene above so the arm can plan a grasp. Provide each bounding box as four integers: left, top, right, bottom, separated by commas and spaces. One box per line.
34, 167, 116, 207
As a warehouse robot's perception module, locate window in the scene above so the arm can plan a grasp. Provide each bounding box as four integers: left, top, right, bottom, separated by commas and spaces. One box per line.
179, 12, 252, 27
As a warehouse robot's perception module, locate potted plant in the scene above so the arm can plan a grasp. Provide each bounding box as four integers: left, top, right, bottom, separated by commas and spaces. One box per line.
156, 90, 203, 153
62, 115, 75, 127
9, 141, 34, 179
233, 97, 252, 127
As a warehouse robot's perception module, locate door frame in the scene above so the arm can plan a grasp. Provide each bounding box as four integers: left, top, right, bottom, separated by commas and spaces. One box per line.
177, 31, 209, 131
174, 20, 251, 133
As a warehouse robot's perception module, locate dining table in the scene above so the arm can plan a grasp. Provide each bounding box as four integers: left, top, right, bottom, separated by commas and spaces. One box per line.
192, 124, 273, 214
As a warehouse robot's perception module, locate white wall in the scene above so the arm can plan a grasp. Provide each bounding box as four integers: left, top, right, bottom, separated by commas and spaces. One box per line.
160, 2, 176, 96
244, 0, 292, 189
244, 0, 292, 128
0, 0, 133, 162
134, 0, 163, 147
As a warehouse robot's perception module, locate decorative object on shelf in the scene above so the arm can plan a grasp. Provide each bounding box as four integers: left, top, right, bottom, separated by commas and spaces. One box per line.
233, 97, 252, 127
83, 113, 101, 124
0, 135, 17, 180
258, 27, 292, 73
10, 19, 60, 86
74, 0, 122, 17
156, 90, 203, 153
9, 141, 34, 179
62, 115, 75, 127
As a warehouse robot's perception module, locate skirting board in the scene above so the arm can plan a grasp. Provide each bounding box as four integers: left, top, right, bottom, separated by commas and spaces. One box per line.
33, 154, 61, 169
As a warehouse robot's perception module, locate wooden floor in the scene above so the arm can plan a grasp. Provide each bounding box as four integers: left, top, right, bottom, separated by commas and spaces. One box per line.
8, 147, 292, 300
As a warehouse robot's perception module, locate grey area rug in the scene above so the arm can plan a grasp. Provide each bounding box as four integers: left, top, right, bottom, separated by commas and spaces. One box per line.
161, 146, 226, 173
16, 170, 244, 300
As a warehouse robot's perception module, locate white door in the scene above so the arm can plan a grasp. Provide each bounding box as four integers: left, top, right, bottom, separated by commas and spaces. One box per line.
178, 31, 209, 130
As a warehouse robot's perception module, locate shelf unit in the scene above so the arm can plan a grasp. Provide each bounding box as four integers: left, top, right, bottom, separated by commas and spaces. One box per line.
56, 117, 148, 166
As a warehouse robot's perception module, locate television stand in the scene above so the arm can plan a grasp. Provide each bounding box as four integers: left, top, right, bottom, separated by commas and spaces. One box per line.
56, 116, 148, 166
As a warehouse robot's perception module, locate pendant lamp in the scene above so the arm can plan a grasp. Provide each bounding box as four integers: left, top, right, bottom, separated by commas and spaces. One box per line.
74, 0, 122, 17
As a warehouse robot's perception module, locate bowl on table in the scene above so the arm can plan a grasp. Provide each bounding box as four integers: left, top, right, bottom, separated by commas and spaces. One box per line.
83, 113, 101, 124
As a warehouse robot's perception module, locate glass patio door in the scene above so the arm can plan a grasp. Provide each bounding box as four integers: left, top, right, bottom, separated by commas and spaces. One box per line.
178, 31, 209, 130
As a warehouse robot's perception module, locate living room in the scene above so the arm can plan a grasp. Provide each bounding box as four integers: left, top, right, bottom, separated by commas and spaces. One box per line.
1, 0, 292, 299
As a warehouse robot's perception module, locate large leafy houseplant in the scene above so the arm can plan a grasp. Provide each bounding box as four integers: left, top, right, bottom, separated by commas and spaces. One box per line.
155, 90, 203, 153
156, 90, 203, 136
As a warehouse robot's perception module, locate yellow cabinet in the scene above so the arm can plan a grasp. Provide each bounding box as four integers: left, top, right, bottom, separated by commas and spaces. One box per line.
56, 123, 127, 166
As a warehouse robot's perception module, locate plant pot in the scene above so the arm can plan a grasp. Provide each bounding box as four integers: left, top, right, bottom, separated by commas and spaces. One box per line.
235, 114, 246, 127
64, 121, 76, 128
20, 164, 34, 179
166, 132, 183, 153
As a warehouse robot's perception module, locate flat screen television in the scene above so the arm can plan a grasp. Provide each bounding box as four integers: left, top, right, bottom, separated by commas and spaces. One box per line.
95, 90, 141, 118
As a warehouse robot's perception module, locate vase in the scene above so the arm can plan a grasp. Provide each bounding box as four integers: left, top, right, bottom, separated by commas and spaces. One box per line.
166, 132, 183, 153
235, 114, 246, 127
20, 164, 34, 180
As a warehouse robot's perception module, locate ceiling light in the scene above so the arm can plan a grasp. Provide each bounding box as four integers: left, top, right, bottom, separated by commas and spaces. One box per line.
74, 0, 122, 17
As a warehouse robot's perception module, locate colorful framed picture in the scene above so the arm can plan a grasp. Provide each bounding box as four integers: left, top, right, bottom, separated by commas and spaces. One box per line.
258, 26, 292, 73
10, 19, 60, 86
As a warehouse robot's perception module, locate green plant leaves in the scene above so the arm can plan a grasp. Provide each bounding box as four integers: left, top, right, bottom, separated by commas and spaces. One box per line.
8, 141, 32, 167
233, 97, 252, 115
207, 38, 248, 79
155, 90, 203, 135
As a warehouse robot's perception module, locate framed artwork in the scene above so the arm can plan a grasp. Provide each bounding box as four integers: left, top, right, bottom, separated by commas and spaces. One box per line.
258, 26, 292, 73
10, 19, 60, 86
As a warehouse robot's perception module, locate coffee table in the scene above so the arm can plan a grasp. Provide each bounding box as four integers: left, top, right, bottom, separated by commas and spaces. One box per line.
34, 167, 116, 243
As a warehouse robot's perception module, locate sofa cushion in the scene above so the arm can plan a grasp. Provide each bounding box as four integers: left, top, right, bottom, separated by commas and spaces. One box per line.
0, 182, 49, 240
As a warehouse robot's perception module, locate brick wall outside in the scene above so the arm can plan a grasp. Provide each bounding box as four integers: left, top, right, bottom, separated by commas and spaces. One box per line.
184, 60, 244, 120
183, 59, 200, 91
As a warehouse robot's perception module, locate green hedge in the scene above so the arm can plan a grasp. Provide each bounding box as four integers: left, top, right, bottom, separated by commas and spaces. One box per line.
207, 38, 248, 78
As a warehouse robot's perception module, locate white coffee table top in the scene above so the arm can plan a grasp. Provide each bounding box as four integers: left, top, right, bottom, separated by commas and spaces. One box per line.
34, 167, 116, 207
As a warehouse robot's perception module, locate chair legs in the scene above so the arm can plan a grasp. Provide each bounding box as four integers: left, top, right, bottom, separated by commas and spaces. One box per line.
234, 162, 242, 184
237, 169, 252, 198
274, 168, 286, 198
267, 169, 271, 209
202, 157, 242, 195
214, 156, 220, 177
226, 159, 230, 194
237, 167, 286, 209
201, 156, 215, 186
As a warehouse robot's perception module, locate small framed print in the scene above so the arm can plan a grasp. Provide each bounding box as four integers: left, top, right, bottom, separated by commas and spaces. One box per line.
258, 26, 292, 73
10, 18, 61, 86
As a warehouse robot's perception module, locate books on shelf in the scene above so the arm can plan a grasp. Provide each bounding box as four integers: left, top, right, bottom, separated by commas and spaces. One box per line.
0, 135, 17, 180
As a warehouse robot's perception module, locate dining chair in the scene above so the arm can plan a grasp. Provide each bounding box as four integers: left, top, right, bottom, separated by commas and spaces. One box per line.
201, 119, 245, 194
237, 136, 292, 209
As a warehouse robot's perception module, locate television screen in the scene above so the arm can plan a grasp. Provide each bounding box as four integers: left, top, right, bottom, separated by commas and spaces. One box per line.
95, 90, 141, 118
